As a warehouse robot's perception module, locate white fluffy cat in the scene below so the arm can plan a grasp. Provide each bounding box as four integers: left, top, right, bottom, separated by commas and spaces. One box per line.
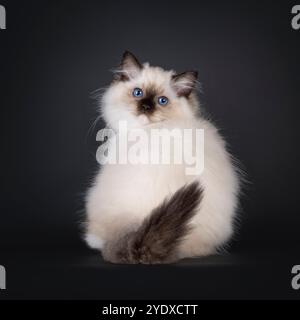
85, 51, 240, 264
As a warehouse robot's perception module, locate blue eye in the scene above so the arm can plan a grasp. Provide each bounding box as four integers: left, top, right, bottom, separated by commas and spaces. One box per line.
133, 88, 143, 98
158, 96, 169, 106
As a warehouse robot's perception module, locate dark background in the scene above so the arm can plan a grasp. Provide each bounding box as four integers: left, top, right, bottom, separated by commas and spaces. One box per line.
0, 0, 300, 299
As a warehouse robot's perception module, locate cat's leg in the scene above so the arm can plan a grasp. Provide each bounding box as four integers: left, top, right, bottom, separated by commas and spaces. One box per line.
84, 217, 107, 251
84, 233, 105, 250
176, 212, 233, 259
176, 230, 218, 259
84, 179, 109, 251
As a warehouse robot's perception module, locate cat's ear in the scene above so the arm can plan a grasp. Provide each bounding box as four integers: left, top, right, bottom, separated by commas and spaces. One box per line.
114, 51, 143, 81
171, 71, 198, 97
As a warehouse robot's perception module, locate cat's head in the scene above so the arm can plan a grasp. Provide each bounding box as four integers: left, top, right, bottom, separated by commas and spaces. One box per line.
101, 51, 199, 129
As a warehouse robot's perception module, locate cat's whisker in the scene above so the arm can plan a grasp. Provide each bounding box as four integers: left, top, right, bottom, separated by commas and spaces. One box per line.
90, 87, 107, 101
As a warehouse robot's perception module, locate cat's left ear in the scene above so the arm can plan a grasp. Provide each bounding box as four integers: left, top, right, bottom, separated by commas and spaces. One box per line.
171, 71, 198, 97
114, 51, 143, 81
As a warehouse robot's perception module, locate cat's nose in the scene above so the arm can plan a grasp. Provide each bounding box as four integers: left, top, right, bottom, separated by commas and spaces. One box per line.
142, 104, 151, 110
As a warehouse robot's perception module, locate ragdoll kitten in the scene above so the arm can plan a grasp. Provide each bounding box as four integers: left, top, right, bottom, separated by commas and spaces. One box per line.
85, 51, 240, 264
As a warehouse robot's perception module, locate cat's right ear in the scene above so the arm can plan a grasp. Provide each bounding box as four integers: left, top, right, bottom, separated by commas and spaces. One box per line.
171, 71, 198, 97
114, 51, 142, 81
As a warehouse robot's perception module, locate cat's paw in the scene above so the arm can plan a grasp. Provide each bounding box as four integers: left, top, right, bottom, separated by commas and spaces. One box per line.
85, 233, 105, 250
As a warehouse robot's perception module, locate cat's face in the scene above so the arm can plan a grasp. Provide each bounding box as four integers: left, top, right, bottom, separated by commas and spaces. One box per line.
101, 51, 199, 129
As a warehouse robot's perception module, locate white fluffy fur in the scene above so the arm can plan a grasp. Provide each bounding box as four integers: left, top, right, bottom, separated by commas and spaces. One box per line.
85, 61, 240, 260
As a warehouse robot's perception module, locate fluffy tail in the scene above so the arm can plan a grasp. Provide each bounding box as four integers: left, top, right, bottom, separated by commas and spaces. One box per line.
102, 181, 203, 264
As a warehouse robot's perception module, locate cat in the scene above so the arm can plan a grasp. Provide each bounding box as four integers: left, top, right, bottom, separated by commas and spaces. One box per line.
84, 51, 241, 264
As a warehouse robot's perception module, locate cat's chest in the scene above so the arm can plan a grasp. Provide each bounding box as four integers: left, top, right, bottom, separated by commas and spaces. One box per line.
100, 162, 190, 210
97, 136, 200, 215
